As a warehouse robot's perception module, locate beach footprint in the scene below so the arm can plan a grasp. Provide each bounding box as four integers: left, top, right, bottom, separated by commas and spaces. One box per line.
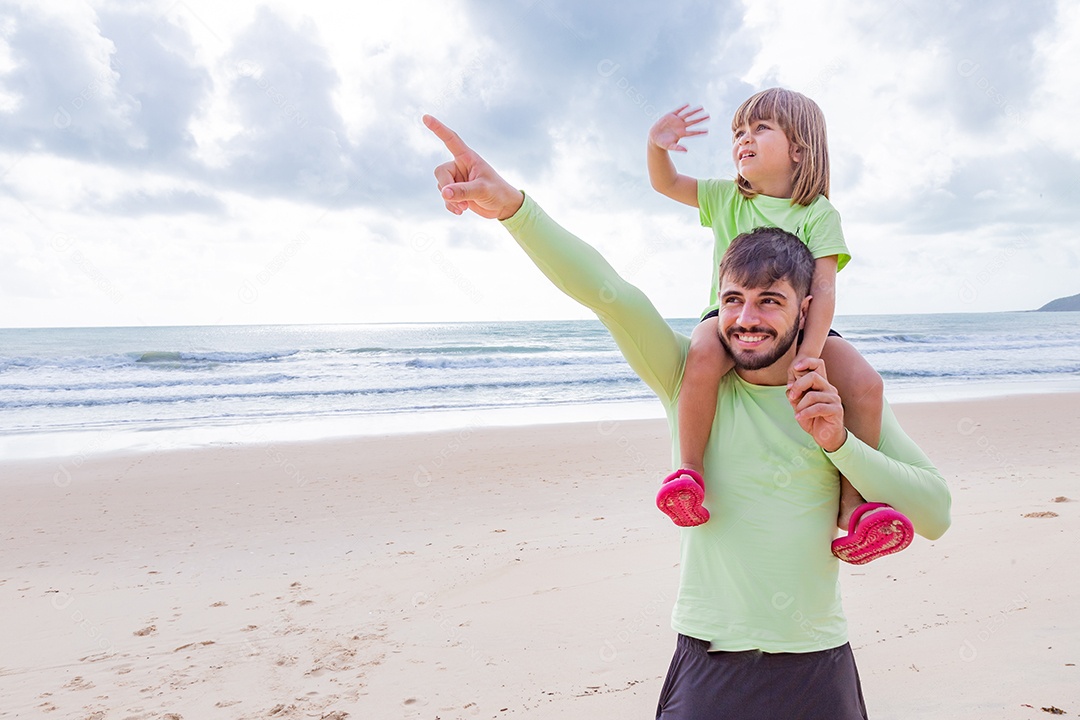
63, 676, 94, 691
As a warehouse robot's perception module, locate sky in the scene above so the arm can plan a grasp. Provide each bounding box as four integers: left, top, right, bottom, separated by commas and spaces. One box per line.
1, 0, 1077, 328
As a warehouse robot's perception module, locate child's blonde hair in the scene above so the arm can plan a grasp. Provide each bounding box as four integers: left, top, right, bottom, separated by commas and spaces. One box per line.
731, 88, 830, 206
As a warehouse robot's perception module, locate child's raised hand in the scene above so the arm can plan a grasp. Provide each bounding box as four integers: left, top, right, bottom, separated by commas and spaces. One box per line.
649, 104, 709, 153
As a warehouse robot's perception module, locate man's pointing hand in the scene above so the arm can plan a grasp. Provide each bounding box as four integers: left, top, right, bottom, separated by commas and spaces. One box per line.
424, 115, 525, 221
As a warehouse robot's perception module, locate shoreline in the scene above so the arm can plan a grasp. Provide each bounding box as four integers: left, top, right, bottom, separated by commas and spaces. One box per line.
1, 392, 1078, 717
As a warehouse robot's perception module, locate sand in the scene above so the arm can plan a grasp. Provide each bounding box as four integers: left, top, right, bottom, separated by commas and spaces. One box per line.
1, 393, 1078, 719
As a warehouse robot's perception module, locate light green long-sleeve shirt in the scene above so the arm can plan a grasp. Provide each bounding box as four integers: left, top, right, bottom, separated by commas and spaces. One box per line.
501, 194, 951, 652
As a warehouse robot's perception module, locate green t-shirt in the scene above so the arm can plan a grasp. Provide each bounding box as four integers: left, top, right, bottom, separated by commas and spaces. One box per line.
698, 179, 851, 315
501, 194, 951, 653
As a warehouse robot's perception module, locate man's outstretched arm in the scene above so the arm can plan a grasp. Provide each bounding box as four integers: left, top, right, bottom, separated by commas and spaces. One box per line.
424, 115, 686, 403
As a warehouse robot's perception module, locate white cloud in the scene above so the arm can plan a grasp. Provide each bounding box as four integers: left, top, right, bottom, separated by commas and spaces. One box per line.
0, 0, 1076, 328
1029, 0, 1080, 157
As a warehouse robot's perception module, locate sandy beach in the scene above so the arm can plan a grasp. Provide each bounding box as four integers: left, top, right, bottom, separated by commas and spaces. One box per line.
1, 393, 1077, 719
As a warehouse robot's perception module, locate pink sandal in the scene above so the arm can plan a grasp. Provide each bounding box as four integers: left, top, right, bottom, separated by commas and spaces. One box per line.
656, 469, 709, 527
831, 502, 913, 565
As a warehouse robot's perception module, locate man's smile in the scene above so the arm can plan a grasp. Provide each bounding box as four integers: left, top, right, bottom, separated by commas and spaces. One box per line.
728, 327, 776, 349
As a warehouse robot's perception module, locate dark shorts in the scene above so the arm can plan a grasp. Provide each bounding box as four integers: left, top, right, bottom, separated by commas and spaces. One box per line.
656, 635, 869, 720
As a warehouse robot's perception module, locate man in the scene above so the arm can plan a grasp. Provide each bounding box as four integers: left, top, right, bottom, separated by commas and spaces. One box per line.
424, 114, 951, 719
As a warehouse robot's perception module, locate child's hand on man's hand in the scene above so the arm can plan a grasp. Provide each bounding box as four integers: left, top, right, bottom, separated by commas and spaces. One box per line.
787, 353, 817, 388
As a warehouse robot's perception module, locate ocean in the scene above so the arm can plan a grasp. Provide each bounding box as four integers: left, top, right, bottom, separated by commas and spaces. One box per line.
1, 312, 1077, 459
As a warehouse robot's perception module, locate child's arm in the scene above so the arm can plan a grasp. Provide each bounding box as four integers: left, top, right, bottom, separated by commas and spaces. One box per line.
647, 105, 708, 208
792, 256, 838, 376
803, 252, 886, 455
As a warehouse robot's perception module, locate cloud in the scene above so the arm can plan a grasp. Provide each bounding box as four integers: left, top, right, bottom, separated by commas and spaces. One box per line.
213, 7, 489, 215
859, 0, 1055, 134
92, 188, 226, 216
0, 4, 136, 159
444, 0, 756, 176
399, 0, 765, 251
0, 0, 1076, 327
0, 2, 756, 223
743, 0, 1071, 256
0, 4, 211, 165
219, 8, 351, 200
97, 7, 212, 162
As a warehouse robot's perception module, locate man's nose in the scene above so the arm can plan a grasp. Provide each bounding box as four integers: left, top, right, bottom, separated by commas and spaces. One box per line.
736, 303, 760, 327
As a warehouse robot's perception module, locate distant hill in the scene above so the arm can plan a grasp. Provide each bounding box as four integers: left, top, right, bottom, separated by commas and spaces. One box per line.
1036, 293, 1080, 311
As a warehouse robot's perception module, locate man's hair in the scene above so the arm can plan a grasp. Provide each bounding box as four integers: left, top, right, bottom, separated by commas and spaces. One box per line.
718, 226, 816, 300
731, 87, 830, 206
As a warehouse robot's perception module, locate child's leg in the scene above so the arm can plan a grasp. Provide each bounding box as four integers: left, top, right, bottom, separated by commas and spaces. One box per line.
818, 337, 913, 564
656, 316, 733, 527
678, 317, 734, 476
820, 336, 883, 529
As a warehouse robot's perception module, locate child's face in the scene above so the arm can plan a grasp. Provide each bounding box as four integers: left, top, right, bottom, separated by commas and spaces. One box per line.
731, 117, 800, 197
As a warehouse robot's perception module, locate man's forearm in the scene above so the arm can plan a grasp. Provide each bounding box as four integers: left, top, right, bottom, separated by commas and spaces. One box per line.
500, 194, 685, 403
825, 404, 951, 540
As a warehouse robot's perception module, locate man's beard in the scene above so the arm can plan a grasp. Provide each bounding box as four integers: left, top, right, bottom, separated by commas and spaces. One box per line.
718, 321, 801, 371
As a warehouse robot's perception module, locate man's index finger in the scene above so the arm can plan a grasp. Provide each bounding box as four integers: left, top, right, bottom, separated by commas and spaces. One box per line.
423, 114, 470, 157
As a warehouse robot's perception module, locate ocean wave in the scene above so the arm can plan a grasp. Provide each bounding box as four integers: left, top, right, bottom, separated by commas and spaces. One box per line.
134, 349, 299, 364
0, 374, 646, 411
860, 333, 937, 344
3, 314, 1078, 438
880, 364, 1080, 380
0, 373, 298, 394
0, 354, 135, 371
857, 336, 1080, 355
301, 344, 570, 357
400, 353, 623, 370
0, 349, 300, 372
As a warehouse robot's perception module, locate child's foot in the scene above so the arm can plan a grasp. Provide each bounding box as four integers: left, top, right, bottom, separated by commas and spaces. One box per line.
656, 469, 709, 527
831, 502, 913, 565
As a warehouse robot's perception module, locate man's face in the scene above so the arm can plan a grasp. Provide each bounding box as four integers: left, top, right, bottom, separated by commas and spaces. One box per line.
716, 276, 805, 371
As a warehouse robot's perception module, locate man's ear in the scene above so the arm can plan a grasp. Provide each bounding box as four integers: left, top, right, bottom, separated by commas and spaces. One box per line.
799, 294, 813, 329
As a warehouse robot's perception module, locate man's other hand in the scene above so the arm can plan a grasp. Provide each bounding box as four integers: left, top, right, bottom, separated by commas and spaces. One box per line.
787, 357, 848, 453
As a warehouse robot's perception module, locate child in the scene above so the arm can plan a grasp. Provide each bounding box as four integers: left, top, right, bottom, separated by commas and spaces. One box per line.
647, 88, 913, 564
